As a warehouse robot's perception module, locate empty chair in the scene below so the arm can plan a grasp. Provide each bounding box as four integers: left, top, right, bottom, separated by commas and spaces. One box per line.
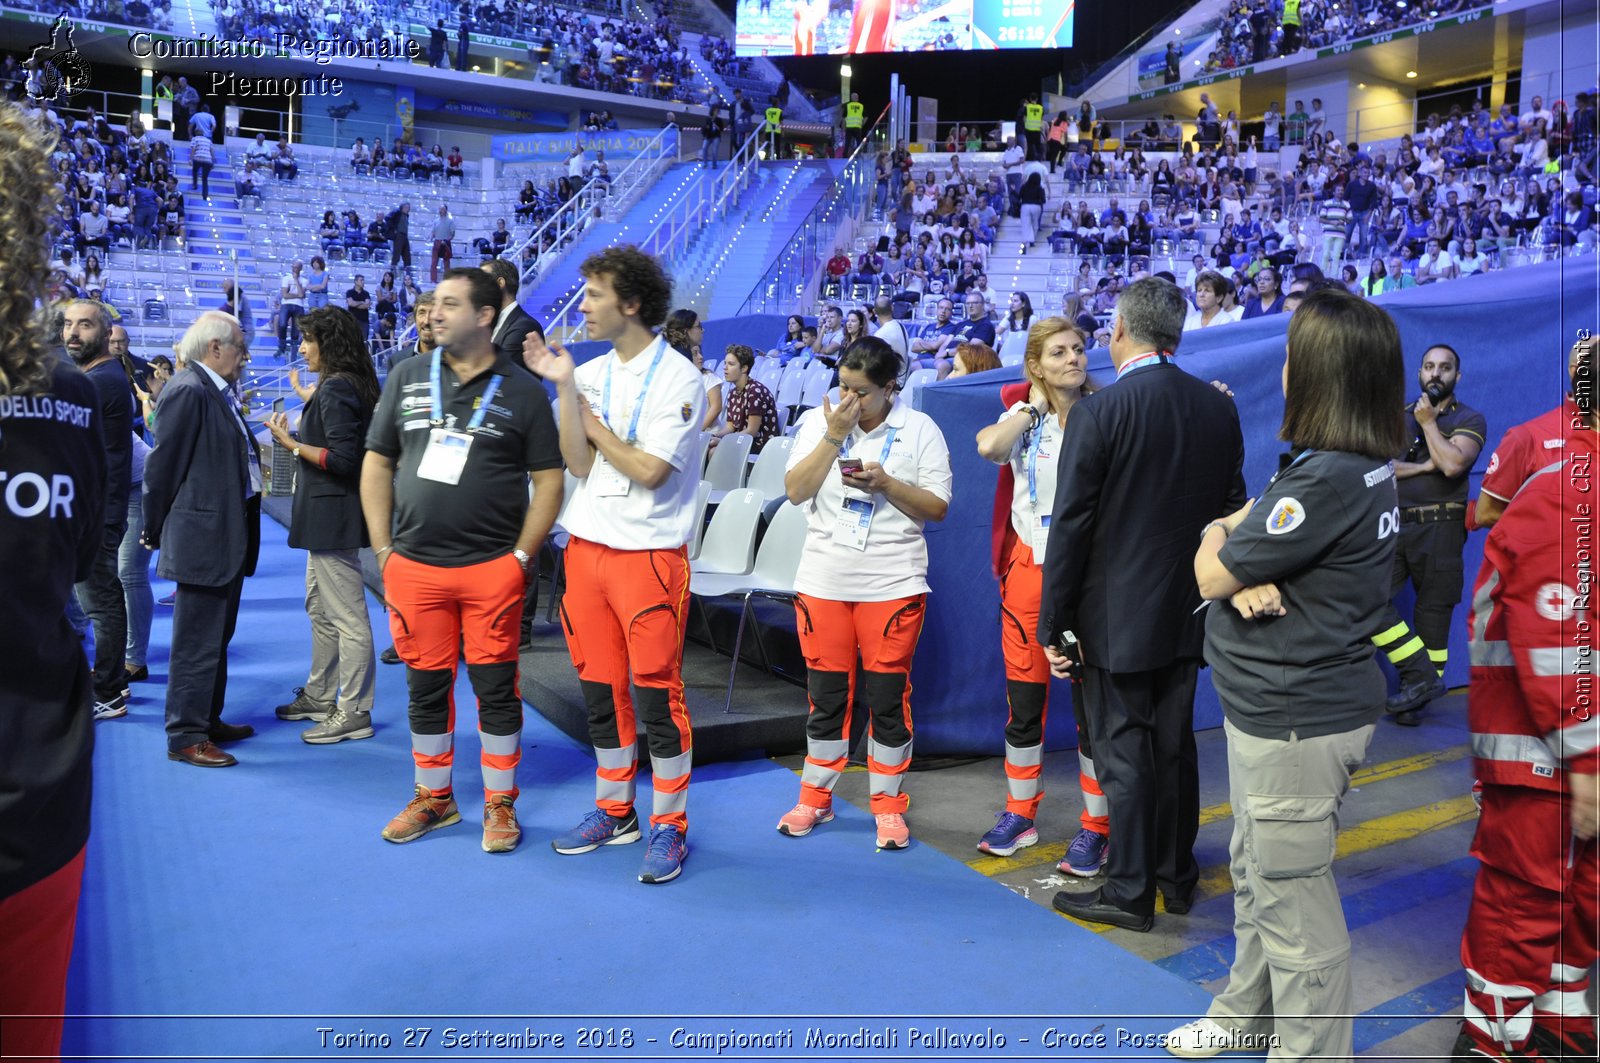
746, 436, 795, 516
689, 500, 810, 712
689, 488, 764, 577
688, 478, 714, 561
704, 431, 753, 501
796, 365, 832, 413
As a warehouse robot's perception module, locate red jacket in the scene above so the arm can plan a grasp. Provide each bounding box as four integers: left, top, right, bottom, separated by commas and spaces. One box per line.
990, 380, 1032, 576
1467, 456, 1600, 793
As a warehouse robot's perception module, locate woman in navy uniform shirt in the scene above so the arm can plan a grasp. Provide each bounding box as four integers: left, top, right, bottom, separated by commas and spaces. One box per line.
1170, 290, 1405, 1061
0, 101, 109, 1060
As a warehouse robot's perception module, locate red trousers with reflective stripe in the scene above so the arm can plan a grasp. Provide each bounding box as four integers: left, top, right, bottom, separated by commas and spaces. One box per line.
559, 537, 693, 829
1460, 783, 1599, 1051
384, 551, 524, 798
0, 846, 85, 1061
997, 532, 1106, 830
795, 593, 923, 814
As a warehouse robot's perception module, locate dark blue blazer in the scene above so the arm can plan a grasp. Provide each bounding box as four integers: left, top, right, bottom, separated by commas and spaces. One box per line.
287, 375, 372, 552
1038, 359, 1247, 672
142, 365, 260, 586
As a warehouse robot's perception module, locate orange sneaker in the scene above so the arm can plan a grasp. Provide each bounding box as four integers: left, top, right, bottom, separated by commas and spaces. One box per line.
776, 802, 834, 837
875, 811, 910, 850
381, 785, 461, 844
482, 795, 521, 853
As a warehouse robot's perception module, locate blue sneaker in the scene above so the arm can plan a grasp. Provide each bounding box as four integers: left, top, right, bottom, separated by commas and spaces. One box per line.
976, 811, 1038, 857
638, 824, 687, 884
551, 808, 641, 855
1059, 828, 1108, 877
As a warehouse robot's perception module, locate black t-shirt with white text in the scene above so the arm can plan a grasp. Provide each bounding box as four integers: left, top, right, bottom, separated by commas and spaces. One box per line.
0, 363, 108, 896
1207, 450, 1400, 739
366, 352, 560, 566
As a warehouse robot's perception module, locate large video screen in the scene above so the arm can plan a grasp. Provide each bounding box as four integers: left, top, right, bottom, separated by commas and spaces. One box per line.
735, 0, 1074, 56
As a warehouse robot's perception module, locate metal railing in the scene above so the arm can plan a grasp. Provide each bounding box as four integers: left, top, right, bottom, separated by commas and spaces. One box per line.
542, 124, 761, 339
508, 123, 680, 293
736, 115, 889, 318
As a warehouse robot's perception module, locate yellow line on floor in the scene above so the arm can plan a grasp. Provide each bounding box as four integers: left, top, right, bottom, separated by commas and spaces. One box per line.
969, 745, 1470, 878
1055, 792, 1479, 934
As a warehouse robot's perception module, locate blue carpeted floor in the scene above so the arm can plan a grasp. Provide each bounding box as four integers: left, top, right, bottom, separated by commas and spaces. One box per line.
64, 515, 1218, 1059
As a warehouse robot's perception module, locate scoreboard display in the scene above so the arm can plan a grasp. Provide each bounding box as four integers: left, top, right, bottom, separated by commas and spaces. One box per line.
735, 0, 1074, 57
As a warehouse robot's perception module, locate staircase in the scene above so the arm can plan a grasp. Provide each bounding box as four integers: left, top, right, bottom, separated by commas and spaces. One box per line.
520, 161, 706, 326
669, 159, 838, 318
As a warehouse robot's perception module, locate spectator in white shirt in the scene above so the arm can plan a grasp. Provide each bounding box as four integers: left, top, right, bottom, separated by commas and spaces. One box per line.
1183, 270, 1242, 330
1307, 98, 1327, 140
1414, 238, 1457, 284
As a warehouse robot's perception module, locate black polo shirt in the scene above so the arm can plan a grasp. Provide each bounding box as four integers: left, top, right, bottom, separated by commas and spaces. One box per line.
0, 363, 107, 896
366, 352, 560, 567
1206, 449, 1399, 740
1397, 397, 1486, 507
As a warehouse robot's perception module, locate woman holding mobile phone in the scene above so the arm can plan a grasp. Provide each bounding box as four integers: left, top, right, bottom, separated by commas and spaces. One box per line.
778, 337, 952, 850
972, 319, 1110, 874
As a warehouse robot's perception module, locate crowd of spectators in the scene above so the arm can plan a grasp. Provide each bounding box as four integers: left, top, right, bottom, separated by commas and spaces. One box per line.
796, 87, 1597, 367
5, 0, 175, 28
1200, 0, 1483, 74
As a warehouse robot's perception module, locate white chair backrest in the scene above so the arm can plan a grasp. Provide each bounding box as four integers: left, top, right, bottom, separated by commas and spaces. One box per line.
746, 436, 795, 500
699, 431, 716, 472
688, 478, 713, 560
694, 488, 763, 575
999, 330, 1028, 363
774, 364, 807, 408
906, 367, 937, 390
750, 500, 808, 589
703, 432, 753, 491
799, 368, 832, 409
753, 361, 782, 392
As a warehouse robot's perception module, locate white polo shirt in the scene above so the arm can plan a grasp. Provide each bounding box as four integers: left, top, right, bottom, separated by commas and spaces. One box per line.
994, 405, 1064, 562
562, 338, 706, 551
787, 398, 952, 602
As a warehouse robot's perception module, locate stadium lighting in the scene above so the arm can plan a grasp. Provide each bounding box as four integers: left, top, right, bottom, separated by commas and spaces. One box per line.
841, 63, 852, 78
1406, 70, 1418, 77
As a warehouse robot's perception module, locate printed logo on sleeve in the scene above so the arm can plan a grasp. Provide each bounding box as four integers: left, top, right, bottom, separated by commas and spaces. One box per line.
1266, 497, 1304, 535
1485, 450, 1500, 474
680, 401, 693, 423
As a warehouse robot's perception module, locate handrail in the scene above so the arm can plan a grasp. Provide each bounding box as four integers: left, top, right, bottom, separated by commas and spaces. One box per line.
736, 108, 889, 318
509, 123, 678, 291
543, 124, 760, 340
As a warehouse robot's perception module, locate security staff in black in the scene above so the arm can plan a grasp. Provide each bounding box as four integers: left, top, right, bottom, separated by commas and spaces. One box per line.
1375, 343, 1485, 724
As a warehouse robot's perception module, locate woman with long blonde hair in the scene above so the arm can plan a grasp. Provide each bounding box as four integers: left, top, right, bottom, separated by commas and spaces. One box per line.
971, 318, 1110, 873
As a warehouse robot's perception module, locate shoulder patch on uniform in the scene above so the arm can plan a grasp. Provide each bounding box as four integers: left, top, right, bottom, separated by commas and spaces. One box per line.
1485, 451, 1500, 474
1266, 497, 1305, 535
680, 401, 693, 423
1544, 438, 1564, 449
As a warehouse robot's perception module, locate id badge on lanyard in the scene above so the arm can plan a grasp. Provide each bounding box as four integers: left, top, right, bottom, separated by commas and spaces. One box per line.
592, 340, 667, 497
1026, 423, 1052, 564
417, 429, 474, 484
834, 425, 897, 551
418, 351, 501, 486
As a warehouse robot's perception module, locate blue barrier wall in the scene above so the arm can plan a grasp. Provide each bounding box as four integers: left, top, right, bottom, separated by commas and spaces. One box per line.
909, 257, 1599, 753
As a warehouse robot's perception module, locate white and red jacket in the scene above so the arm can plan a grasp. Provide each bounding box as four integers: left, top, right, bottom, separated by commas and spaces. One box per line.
1467, 456, 1600, 793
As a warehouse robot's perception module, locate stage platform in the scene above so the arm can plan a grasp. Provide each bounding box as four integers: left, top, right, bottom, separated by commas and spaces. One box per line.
262, 495, 812, 764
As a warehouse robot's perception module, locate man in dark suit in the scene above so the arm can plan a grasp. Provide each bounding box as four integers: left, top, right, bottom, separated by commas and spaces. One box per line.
142, 311, 262, 767
482, 259, 544, 366
1038, 277, 1246, 931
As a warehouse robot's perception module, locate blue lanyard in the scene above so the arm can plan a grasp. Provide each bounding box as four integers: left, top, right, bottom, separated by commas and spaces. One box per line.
1268, 447, 1317, 489
1026, 418, 1055, 509
1116, 352, 1170, 379
601, 337, 666, 444
840, 425, 897, 464
430, 352, 502, 433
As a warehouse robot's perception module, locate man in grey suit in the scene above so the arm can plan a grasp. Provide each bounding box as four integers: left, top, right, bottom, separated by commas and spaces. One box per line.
142, 312, 262, 767
1038, 277, 1246, 931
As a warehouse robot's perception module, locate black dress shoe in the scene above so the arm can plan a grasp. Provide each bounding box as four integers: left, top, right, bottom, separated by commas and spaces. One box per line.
207, 720, 256, 743
1052, 888, 1153, 932
124, 664, 150, 683
380, 646, 402, 665
168, 741, 238, 767
1162, 891, 1195, 915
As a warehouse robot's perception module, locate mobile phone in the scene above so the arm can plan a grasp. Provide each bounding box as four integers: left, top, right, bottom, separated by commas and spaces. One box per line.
1057, 630, 1084, 677
838, 457, 864, 475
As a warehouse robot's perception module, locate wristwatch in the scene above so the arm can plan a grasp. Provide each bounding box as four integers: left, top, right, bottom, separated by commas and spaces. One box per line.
292, 445, 302, 461
512, 548, 531, 569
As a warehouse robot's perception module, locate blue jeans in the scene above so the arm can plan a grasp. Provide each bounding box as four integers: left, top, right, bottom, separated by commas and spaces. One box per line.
120, 489, 153, 667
